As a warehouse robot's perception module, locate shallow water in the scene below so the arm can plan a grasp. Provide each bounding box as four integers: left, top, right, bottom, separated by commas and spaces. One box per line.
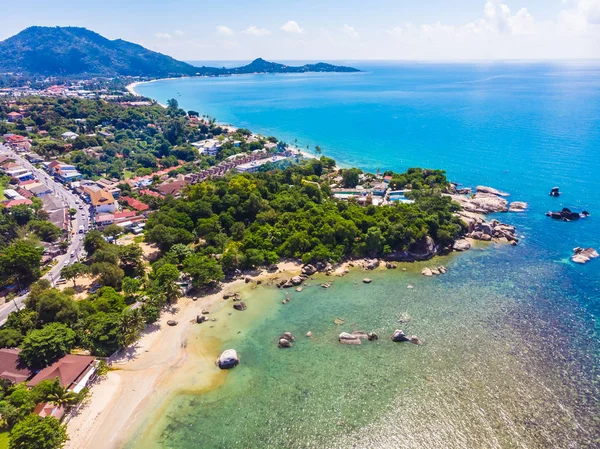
131, 62, 600, 448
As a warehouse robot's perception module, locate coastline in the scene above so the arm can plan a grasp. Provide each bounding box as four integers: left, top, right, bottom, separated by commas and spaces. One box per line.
127, 79, 318, 162
65, 261, 303, 449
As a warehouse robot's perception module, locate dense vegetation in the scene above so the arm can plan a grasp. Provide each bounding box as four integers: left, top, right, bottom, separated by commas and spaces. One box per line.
0, 97, 285, 182
144, 160, 465, 283
0, 27, 358, 78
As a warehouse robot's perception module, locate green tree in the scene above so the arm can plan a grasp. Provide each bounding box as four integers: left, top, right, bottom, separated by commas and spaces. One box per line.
91, 262, 124, 289
28, 220, 62, 242
182, 254, 224, 289
154, 263, 181, 303
60, 262, 89, 287
0, 329, 24, 348
20, 323, 77, 368
0, 240, 43, 287
102, 224, 122, 239
9, 415, 68, 449
342, 168, 361, 188
120, 308, 145, 347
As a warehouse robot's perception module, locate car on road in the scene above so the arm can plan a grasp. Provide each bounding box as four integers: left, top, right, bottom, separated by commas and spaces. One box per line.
56, 278, 67, 285
70, 251, 75, 258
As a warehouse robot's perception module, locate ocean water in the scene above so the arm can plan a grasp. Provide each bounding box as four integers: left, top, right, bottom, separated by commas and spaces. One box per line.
132, 62, 600, 448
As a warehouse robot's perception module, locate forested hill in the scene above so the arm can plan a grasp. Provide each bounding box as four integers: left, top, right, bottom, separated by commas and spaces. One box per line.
0, 27, 359, 78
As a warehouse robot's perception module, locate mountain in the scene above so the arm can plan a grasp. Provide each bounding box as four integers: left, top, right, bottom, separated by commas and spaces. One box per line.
0, 27, 199, 77
0, 27, 359, 78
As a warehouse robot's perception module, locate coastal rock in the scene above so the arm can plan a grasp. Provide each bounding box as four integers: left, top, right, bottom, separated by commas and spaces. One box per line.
306, 331, 313, 337
409, 335, 423, 345
352, 331, 369, 340
279, 332, 295, 342
549, 187, 561, 197
196, 315, 207, 324
421, 268, 433, 277
391, 329, 410, 342
217, 349, 239, 369
571, 247, 599, 264
363, 278, 372, 284
296, 287, 303, 292
546, 208, 585, 221
339, 332, 362, 345
233, 302, 247, 311
385, 262, 397, 269
278, 338, 292, 348
245, 276, 252, 284
291, 276, 304, 286
365, 259, 380, 270
167, 320, 178, 326
476, 186, 510, 197
302, 264, 317, 276
509, 201, 528, 212
281, 280, 294, 289
368, 332, 379, 341
321, 283, 331, 289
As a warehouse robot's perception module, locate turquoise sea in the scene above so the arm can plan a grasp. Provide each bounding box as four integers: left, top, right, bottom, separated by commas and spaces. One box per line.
133, 62, 600, 448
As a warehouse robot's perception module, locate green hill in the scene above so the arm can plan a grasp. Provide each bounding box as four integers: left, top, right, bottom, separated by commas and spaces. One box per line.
0, 27, 359, 78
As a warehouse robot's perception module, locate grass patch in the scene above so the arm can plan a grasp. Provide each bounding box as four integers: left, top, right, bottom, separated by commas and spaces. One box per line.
123, 170, 134, 180
133, 235, 144, 243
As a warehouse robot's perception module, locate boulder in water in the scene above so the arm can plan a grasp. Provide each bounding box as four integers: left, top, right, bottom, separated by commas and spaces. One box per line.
167, 320, 178, 326
233, 302, 247, 311
278, 338, 292, 348
339, 332, 362, 345
363, 278, 372, 284
391, 329, 410, 342
421, 268, 433, 277
509, 201, 528, 212
217, 349, 239, 369
409, 335, 423, 345
368, 332, 379, 341
571, 247, 599, 264
279, 332, 295, 342
453, 239, 471, 252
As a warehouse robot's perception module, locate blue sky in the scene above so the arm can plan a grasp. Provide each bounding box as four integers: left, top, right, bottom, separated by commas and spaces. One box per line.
2, 1, 599, 60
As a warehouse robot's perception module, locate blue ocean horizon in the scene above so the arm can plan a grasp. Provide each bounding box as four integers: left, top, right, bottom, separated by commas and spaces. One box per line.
134, 61, 600, 447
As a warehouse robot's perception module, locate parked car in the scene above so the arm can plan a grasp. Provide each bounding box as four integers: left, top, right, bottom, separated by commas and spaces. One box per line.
56, 278, 67, 285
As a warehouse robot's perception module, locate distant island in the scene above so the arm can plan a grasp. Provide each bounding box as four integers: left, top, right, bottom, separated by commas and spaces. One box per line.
0, 27, 360, 78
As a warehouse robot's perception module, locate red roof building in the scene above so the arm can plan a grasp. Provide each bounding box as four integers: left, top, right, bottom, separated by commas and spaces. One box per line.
27, 354, 96, 393
0, 348, 34, 384
140, 189, 164, 198
120, 196, 149, 212
2, 199, 33, 209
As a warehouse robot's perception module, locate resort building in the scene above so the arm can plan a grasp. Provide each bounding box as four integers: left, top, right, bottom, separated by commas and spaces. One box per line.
84, 185, 118, 214
0, 348, 34, 384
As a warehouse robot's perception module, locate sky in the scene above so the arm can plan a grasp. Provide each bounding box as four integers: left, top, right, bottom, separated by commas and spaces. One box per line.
2, 0, 599, 60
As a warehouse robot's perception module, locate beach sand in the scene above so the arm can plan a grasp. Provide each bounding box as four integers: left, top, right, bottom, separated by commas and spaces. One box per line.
65, 261, 302, 449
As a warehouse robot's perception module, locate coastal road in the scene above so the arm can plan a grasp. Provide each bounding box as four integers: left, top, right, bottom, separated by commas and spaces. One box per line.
0, 144, 89, 324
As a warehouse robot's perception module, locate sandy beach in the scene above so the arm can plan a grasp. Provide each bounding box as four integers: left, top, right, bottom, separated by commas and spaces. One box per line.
65, 261, 302, 449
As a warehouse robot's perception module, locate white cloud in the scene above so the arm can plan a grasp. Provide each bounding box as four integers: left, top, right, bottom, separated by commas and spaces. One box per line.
175, 30, 184, 36
281, 20, 304, 34
243, 26, 271, 36
342, 24, 359, 39
216, 25, 234, 36
154, 32, 172, 39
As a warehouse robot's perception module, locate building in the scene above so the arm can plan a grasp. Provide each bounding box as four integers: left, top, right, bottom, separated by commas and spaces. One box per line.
157, 180, 186, 197
2, 199, 33, 209
236, 155, 288, 173
191, 139, 221, 156
0, 348, 34, 384
120, 196, 149, 212
27, 354, 96, 393
6, 111, 23, 122
61, 131, 79, 140
84, 186, 117, 214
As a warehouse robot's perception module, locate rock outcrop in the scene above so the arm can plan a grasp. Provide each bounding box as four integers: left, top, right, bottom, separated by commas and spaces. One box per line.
167, 320, 178, 326
363, 278, 372, 284
233, 302, 247, 311
476, 186, 510, 197
453, 239, 471, 251
571, 247, 599, 264
546, 208, 589, 221
391, 329, 410, 342
217, 349, 239, 369
278, 338, 292, 348
509, 201, 528, 212
339, 332, 362, 345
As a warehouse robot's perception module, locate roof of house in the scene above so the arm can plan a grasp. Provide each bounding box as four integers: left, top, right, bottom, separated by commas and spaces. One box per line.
0, 348, 34, 384
95, 213, 114, 223
158, 180, 186, 196
2, 199, 33, 208
114, 210, 137, 220
121, 196, 149, 212
87, 188, 115, 207
48, 160, 61, 169
29, 184, 52, 195
7, 111, 22, 116
27, 354, 95, 390
140, 189, 163, 198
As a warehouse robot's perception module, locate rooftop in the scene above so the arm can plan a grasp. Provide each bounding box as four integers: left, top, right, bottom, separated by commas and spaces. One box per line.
27, 354, 95, 390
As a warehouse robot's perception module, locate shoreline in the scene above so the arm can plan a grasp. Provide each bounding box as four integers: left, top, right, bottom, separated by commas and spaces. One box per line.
126, 80, 325, 163
65, 261, 303, 449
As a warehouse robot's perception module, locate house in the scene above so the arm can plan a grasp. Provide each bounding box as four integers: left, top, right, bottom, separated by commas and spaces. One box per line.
95, 213, 115, 227
120, 196, 149, 212
33, 402, 64, 420
55, 170, 83, 184
27, 354, 96, 393
191, 139, 221, 156
84, 186, 117, 214
371, 182, 388, 196
2, 199, 33, 209
3, 188, 22, 200
27, 184, 53, 197
6, 111, 23, 122
139, 189, 164, 199
61, 131, 79, 140
0, 348, 34, 383
24, 152, 44, 163
157, 180, 186, 197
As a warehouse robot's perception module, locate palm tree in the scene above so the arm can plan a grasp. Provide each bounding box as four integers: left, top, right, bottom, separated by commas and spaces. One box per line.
120, 308, 146, 347
48, 387, 79, 408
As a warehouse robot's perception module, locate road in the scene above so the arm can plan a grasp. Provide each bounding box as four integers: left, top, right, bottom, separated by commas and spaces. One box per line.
0, 144, 90, 324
